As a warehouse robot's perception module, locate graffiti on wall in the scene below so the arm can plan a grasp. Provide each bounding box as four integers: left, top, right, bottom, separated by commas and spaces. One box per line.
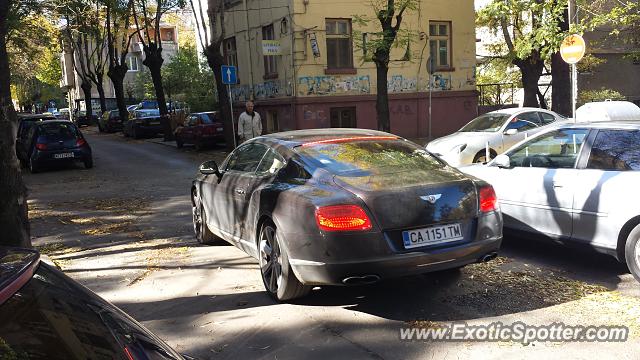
298, 75, 371, 96
429, 74, 452, 91
388, 75, 417, 93
231, 80, 290, 103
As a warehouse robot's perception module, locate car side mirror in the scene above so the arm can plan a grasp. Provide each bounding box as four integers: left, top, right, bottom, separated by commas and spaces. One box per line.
199, 160, 221, 177
492, 154, 511, 168
504, 129, 518, 136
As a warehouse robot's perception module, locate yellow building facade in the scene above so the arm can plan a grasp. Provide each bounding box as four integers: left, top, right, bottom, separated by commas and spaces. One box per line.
220, 0, 478, 138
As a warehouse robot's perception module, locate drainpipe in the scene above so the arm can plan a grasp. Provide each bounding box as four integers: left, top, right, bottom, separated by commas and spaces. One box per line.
243, 0, 255, 99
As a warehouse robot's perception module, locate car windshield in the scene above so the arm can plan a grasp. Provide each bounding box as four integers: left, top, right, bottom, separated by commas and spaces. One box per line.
137, 109, 160, 117
296, 138, 444, 176
459, 113, 509, 132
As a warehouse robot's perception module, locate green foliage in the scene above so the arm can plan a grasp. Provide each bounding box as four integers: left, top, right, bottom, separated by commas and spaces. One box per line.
477, 0, 571, 62
352, 0, 419, 63
576, 54, 607, 73
133, 67, 155, 99
585, 0, 640, 60
578, 88, 625, 105
35, 48, 63, 87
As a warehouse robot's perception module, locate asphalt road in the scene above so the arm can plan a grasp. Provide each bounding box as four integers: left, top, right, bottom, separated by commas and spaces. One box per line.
25, 127, 640, 359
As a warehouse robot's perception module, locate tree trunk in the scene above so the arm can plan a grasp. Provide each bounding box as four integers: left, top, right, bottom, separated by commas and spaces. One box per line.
205, 44, 235, 151
0, 0, 30, 248
375, 61, 391, 132
81, 81, 93, 119
142, 44, 172, 141
551, 5, 571, 116
108, 64, 130, 123
515, 58, 544, 108
95, 76, 107, 114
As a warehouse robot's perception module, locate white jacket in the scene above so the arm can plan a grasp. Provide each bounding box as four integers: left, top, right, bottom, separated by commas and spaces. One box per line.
237, 111, 262, 141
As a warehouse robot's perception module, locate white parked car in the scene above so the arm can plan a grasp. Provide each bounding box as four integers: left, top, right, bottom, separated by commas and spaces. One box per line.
461, 120, 640, 282
426, 107, 566, 167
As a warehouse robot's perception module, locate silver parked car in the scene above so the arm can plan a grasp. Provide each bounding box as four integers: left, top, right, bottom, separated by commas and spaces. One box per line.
426, 107, 566, 167
461, 120, 640, 282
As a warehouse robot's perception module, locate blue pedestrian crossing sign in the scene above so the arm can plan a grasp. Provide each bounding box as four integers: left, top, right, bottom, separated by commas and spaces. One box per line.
221, 65, 237, 85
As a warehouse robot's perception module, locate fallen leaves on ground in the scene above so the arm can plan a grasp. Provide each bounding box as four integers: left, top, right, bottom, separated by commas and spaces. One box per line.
128, 246, 190, 286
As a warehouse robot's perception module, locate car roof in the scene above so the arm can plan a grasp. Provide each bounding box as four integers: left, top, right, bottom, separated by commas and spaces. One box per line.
33, 120, 76, 126
487, 107, 553, 116
557, 120, 640, 130
263, 128, 400, 147
575, 101, 640, 122
18, 114, 57, 121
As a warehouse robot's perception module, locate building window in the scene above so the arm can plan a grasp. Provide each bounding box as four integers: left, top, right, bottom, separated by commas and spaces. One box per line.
161, 28, 175, 42
223, 37, 238, 79
330, 107, 356, 128
266, 110, 279, 133
262, 24, 277, 78
326, 19, 353, 69
429, 21, 451, 69
127, 56, 139, 72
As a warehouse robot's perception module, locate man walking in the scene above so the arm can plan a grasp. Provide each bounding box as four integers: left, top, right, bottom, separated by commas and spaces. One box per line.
237, 101, 262, 143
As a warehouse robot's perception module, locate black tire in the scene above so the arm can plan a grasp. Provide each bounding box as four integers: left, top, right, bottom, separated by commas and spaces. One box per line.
624, 223, 640, 283
84, 157, 94, 169
176, 138, 184, 148
473, 149, 497, 164
192, 193, 224, 245
194, 139, 203, 151
28, 158, 39, 173
259, 221, 311, 301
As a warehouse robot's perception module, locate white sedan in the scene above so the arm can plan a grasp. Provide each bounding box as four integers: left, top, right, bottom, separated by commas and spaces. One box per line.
461, 120, 640, 282
426, 107, 566, 167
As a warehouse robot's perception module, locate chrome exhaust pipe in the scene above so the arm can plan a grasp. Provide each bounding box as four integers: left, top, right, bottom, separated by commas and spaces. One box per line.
480, 252, 498, 263
342, 275, 381, 285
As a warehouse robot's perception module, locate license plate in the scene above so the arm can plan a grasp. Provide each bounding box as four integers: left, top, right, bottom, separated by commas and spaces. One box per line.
217, 127, 223, 132
54, 152, 74, 159
402, 223, 463, 249
149, 121, 160, 125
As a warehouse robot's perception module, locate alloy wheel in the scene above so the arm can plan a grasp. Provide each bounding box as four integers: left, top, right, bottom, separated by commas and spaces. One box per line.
259, 225, 282, 294
635, 240, 640, 269
192, 198, 202, 240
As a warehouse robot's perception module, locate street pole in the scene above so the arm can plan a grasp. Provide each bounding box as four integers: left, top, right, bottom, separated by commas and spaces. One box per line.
228, 84, 236, 148
429, 75, 432, 141
569, 0, 577, 121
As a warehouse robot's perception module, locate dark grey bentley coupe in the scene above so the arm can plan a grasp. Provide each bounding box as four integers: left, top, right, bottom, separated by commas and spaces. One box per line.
191, 129, 502, 300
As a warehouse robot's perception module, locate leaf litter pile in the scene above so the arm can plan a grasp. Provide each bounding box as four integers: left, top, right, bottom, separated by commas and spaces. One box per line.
446, 256, 608, 315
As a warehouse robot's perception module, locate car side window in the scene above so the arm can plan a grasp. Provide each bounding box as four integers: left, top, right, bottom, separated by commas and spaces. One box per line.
508, 129, 589, 169
587, 130, 640, 171
505, 112, 541, 132
539, 112, 556, 125
226, 143, 268, 173
256, 149, 286, 176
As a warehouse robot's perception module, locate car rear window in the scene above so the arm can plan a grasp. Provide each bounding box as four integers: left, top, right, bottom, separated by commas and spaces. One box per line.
137, 109, 160, 117
587, 129, 640, 171
200, 113, 217, 124
296, 138, 444, 176
38, 123, 79, 140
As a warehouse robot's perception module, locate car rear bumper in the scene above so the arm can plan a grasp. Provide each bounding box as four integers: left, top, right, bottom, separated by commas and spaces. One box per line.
290, 236, 502, 285
284, 210, 503, 286
32, 148, 92, 165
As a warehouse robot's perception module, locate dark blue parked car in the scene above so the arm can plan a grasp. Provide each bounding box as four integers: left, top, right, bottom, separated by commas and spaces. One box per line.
22, 120, 93, 173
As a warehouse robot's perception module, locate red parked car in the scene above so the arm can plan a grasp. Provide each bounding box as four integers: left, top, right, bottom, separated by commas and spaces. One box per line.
175, 111, 225, 150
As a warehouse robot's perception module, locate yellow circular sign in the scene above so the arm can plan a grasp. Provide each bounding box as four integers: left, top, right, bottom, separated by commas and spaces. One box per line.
560, 34, 586, 64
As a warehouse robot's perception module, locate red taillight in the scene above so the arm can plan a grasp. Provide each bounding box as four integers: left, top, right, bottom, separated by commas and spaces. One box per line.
479, 185, 498, 213
35, 143, 47, 150
76, 138, 87, 147
315, 205, 372, 232
123, 346, 135, 360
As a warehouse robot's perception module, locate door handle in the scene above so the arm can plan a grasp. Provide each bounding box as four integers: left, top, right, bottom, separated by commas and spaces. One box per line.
552, 182, 563, 188
235, 188, 246, 195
